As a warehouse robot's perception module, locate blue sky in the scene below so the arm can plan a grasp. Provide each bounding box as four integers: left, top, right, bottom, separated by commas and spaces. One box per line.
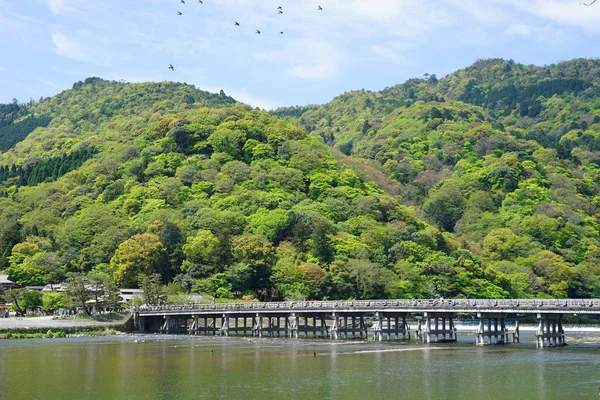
1, 0, 600, 109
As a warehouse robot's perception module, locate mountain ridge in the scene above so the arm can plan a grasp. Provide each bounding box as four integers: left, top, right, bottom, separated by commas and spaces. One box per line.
1, 57, 600, 304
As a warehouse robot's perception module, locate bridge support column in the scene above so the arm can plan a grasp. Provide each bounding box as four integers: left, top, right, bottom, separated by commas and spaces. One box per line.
322, 315, 329, 338
188, 315, 198, 335
289, 313, 298, 338
220, 314, 229, 336
373, 313, 383, 341
359, 315, 367, 339
302, 316, 307, 338
253, 314, 263, 337
536, 313, 566, 348
512, 321, 520, 343
422, 312, 457, 343
476, 313, 509, 345
331, 313, 339, 340
373, 312, 410, 341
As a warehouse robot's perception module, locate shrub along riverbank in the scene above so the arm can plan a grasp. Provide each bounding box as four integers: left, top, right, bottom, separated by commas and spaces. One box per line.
0, 313, 134, 339
1, 328, 121, 339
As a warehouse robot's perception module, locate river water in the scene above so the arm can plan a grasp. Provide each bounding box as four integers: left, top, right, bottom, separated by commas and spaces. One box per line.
1, 332, 600, 400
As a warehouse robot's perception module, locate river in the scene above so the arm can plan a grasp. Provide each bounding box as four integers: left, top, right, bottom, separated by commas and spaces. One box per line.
1, 332, 599, 399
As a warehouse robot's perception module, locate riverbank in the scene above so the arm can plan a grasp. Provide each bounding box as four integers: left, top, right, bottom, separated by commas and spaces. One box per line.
0, 313, 133, 339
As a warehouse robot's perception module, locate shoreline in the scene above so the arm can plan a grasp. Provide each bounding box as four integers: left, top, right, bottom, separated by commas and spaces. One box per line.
0, 313, 134, 339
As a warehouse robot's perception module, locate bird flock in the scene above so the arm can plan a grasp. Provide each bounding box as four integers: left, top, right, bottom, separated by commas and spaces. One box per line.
169, 0, 324, 71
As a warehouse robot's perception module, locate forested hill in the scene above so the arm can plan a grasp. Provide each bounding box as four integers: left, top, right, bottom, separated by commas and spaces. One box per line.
2, 59, 600, 304
1, 77, 504, 302
272, 57, 600, 299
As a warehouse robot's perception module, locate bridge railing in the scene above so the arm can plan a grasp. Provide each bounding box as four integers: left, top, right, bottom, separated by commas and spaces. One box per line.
137, 298, 600, 314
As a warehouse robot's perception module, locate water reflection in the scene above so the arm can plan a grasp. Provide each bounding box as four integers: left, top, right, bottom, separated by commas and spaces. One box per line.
1, 336, 600, 399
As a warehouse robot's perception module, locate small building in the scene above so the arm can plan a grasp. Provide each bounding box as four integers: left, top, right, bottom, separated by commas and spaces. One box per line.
0, 274, 17, 290
119, 289, 144, 303
41, 283, 66, 292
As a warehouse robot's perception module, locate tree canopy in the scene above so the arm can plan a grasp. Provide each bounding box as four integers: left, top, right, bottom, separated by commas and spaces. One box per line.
2, 61, 600, 301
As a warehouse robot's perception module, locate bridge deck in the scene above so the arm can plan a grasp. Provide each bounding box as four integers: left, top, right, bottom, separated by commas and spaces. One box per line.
137, 299, 600, 317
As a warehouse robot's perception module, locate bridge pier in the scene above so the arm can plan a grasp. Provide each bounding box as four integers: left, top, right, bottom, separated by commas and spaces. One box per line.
536, 313, 566, 348
373, 312, 410, 341
220, 314, 229, 336
191, 316, 219, 336
289, 313, 298, 338
160, 315, 188, 334
476, 313, 509, 345
330, 313, 368, 340
296, 314, 329, 338
421, 312, 457, 343
253, 314, 262, 337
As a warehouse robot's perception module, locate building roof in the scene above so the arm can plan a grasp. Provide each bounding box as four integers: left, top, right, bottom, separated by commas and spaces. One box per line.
0, 274, 16, 288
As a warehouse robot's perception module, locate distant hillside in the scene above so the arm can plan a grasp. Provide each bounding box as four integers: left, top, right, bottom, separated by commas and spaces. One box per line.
0, 77, 514, 303
272, 58, 600, 299
2, 58, 600, 303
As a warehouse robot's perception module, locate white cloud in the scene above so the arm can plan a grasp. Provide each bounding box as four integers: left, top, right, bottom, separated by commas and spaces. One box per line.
256, 40, 341, 81
350, 0, 404, 22
370, 43, 413, 64
39, 79, 64, 89
505, 24, 535, 36
52, 28, 112, 65
498, 0, 600, 32
47, 0, 81, 14
197, 85, 280, 110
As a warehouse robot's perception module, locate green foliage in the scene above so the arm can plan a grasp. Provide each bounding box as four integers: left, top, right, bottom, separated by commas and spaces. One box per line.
110, 233, 165, 288
42, 291, 66, 312
138, 273, 166, 305
3, 65, 600, 301
0, 148, 96, 187
64, 273, 92, 315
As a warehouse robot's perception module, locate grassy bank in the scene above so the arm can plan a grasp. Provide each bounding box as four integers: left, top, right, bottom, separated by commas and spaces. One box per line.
0, 314, 134, 339
0, 328, 122, 340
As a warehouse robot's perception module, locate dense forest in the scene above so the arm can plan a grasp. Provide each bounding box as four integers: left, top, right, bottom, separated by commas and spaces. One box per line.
2, 59, 600, 305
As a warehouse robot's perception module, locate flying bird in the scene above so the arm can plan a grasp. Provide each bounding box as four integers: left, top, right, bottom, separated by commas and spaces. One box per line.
280, 31, 284, 34
234, 21, 240, 26
169, 64, 174, 71
180, 0, 185, 3
177, 11, 182, 15
277, 6, 282, 10
278, 9, 283, 14
318, 5, 323, 10
256, 29, 261, 34
198, 0, 203, 3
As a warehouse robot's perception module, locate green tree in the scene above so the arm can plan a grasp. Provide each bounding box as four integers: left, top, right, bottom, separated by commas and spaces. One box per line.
64, 273, 93, 316
110, 233, 166, 287
231, 235, 277, 291
4, 289, 26, 314
423, 184, 466, 232
182, 230, 220, 273
42, 291, 66, 313
20, 290, 43, 310
103, 276, 123, 310
138, 273, 165, 306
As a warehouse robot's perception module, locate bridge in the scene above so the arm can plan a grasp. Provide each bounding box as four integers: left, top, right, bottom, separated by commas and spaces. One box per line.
135, 299, 600, 348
